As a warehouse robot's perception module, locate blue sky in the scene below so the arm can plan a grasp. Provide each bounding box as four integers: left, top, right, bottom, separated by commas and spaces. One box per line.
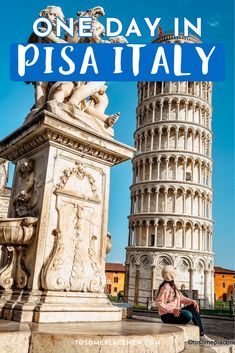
0, 0, 234, 269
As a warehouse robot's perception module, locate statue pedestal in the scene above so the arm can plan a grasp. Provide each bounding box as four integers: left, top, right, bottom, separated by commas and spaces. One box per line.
0, 109, 134, 322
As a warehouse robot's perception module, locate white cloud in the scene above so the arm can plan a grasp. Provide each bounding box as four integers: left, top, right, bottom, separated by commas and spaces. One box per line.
207, 16, 220, 27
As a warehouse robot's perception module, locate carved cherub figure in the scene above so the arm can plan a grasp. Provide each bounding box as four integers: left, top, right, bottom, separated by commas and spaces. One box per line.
68, 6, 106, 44
13, 158, 38, 216
37, 6, 66, 43
27, 6, 67, 112
57, 82, 118, 127
84, 84, 120, 127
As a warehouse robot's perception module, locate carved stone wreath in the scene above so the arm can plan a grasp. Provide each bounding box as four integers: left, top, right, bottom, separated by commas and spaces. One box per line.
54, 161, 98, 198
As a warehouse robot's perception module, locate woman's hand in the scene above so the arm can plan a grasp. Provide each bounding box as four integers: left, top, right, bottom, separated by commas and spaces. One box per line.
193, 301, 199, 313
172, 309, 181, 317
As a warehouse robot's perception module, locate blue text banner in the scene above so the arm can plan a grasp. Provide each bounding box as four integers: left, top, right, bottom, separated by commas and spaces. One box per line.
10, 43, 225, 82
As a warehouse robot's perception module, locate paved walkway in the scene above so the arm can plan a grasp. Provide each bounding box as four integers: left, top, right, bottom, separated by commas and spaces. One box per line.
201, 317, 235, 340
133, 311, 235, 340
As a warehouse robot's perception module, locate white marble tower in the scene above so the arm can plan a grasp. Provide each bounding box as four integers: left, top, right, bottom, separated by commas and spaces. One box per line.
125, 34, 214, 308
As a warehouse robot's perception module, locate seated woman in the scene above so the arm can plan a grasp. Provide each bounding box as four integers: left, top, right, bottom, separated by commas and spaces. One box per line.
156, 265, 214, 343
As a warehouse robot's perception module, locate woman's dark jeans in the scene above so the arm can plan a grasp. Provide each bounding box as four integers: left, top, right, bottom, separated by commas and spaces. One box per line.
160, 304, 204, 336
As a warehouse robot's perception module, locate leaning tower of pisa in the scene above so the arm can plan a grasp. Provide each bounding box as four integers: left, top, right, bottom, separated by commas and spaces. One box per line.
125, 34, 214, 308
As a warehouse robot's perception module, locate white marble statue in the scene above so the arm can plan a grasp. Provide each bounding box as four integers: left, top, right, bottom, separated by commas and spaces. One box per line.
27, 5, 125, 130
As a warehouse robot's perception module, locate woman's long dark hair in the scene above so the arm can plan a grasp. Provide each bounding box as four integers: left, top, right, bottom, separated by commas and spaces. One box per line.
157, 280, 179, 298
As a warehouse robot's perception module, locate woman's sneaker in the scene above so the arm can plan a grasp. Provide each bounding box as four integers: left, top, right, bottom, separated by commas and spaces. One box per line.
200, 335, 215, 343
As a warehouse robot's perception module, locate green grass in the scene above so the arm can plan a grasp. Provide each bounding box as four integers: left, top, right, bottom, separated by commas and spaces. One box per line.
133, 303, 148, 310
201, 309, 233, 316
214, 301, 231, 309
108, 295, 118, 302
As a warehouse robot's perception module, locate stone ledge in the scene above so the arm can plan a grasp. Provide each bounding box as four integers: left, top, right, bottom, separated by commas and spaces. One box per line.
0, 110, 135, 165
0, 321, 31, 353
132, 315, 199, 341
0, 317, 201, 353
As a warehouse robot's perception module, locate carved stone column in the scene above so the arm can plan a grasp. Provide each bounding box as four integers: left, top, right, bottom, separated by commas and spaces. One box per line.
168, 101, 171, 120
152, 104, 155, 123
141, 191, 144, 213
130, 194, 134, 214
182, 225, 186, 248
137, 161, 141, 181
204, 270, 210, 303
0, 109, 134, 323
154, 82, 157, 95
166, 158, 169, 179
139, 134, 143, 152
159, 129, 162, 149
154, 220, 158, 246
150, 131, 154, 150
147, 190, 151, 213
143, 160, 146, 181
163, 224, 167, 247
197, 195, 201, 217
172, 225, 176, 247
191, 160, 194, 181
149, 158, 153, 180
175, 128, 179, 149
173, 191, 177, 213
185, 102, 188, 121
191, 192, 194, 216
134, 264, 140, 305
160, 102, 163, 121
144, 132, 148, 152
175, 158, 178, 180
191, 225, 194, 250
183, 162, 186, 181
151, 265, 157, 300
198, 163, 202, 183
166, 129, 170, 149
155, 190, 159, 212
192, 132, 195, 152
184, 130, 188, 150
189, 269, 196, 291
139, 223, 142, 245
183, 192, 186, 213
157, 158, 161, 179
192, 102, 196, 122
176, 102, 180, 120
164, 190, 168, 212
124, 263, 130, 302
128, 225, 132, 246
145, 221, 150, 246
